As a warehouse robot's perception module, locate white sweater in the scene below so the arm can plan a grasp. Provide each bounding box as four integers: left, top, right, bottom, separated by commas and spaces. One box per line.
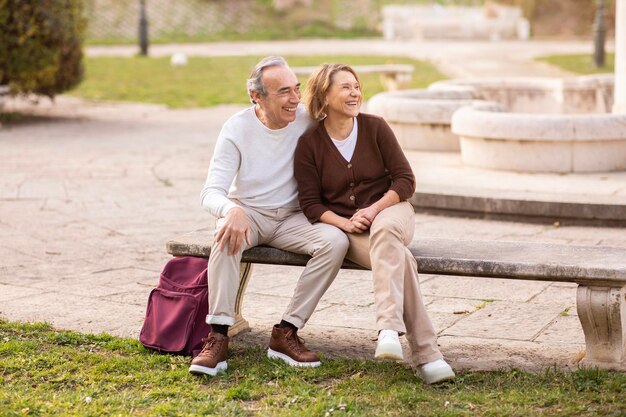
200, 104, 314, 218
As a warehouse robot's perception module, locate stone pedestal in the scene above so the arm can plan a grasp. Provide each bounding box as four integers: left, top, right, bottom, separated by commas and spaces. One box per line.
577, 285, 626, 370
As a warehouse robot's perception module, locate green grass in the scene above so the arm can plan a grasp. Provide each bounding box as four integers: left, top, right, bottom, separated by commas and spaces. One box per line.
1, 320, 625, 416
86, 26, 378, 46
536, 53, 615, 75
68, 55, 446, 108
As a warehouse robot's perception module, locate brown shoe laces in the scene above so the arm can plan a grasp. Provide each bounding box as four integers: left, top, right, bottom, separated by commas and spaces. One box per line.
284, 328, 310, 354
199, 335, 220, 358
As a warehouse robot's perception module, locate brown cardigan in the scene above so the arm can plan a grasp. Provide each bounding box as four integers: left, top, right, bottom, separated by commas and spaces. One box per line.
294, 112, 415, 223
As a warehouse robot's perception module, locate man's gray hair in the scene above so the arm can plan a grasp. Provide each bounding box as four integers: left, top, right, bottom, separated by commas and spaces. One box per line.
247, 56, 288, 104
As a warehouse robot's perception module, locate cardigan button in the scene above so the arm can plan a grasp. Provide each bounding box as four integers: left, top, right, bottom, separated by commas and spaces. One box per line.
347, 163, 352, 168
349, 182, 354, 187
349, 195, 355, 201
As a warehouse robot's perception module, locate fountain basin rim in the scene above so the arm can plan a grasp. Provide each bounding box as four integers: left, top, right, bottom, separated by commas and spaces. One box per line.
452, 106, 626, 141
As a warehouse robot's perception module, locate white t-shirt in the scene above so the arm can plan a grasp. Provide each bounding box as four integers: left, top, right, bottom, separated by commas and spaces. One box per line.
200, 104, 314, 218
330, 118, 358, 162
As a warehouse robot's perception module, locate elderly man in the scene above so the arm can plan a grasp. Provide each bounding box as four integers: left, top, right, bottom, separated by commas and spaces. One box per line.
189, 56, 349, 376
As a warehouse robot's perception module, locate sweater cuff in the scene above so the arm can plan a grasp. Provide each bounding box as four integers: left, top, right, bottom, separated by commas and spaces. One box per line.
389, 183, 413, 202
221, 202, 242, 218
305, 205, 330, 224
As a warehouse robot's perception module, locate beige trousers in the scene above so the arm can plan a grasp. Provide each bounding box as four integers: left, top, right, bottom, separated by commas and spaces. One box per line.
207, 204, 349, 329
345, 201, 442, 365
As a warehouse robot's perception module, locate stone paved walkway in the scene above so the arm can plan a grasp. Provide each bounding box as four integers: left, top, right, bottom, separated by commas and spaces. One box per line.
1, 39, 623, 372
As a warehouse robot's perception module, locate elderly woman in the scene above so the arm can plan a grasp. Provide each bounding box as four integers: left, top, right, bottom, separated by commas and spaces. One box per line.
294, 64, 455, 384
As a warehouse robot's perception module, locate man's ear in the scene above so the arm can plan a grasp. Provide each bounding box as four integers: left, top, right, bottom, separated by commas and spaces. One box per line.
250, 90, 262, 104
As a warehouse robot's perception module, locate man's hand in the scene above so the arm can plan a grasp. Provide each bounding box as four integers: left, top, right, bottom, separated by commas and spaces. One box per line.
215, 207, 251, 256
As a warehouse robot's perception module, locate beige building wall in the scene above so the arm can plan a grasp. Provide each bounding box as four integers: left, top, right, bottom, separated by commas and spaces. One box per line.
614, 0, 626, 114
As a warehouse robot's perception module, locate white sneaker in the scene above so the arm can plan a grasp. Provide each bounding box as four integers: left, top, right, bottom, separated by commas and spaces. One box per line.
417, 359, 455, 384
374, 330, 403, 360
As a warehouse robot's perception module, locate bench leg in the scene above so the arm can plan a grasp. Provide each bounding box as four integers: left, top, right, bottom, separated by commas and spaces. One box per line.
576, 285, 626, 370
228, 262, 253, 337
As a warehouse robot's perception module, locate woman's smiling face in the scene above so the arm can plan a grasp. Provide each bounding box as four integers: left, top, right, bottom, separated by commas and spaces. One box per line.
325, 70, 362, 120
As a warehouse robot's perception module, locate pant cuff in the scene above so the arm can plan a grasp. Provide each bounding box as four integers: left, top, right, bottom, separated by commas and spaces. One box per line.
414, 351, 444, 367
281, 314, 305, 329
206, 314, 235, 326
376, 320, 406, 334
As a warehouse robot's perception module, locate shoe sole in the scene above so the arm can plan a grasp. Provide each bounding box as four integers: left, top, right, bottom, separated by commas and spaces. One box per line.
375, 343, 403, 361
188, 361, 227, 376
267, 348, 321, 367
419, 367, 455, 385
375, 352, 404, 361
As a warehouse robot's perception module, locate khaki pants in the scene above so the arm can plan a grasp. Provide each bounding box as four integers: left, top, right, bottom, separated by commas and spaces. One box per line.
345, 201, 442, 365
207, 204, 349, 329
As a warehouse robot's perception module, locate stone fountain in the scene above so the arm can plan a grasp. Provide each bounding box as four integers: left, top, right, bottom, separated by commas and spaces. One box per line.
369, 1, 626, 174
367, 1, 626, 228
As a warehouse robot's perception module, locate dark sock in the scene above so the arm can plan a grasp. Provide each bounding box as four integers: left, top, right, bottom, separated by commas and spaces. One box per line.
277, 320, 297, 331
212, 324, 229, 337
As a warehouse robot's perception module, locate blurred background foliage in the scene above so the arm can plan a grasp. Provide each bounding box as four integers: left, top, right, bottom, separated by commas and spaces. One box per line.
497, 0, 615, 38
1, 0, 616, 101
0, 0, 86, 97
83, 0, 616, 45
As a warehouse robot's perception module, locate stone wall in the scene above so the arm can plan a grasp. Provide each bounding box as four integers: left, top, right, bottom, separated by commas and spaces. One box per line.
84, 0, 258, 41
83, 0, 618, 42
83, 0, 381, 42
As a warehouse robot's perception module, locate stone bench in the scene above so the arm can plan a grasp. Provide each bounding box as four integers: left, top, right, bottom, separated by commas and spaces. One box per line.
382, 4, 529, 41
167, 230, 626, 371
291, 64, 414, 91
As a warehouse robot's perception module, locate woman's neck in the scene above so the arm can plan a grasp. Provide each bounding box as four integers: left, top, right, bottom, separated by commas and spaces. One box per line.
324, 115, 354, 141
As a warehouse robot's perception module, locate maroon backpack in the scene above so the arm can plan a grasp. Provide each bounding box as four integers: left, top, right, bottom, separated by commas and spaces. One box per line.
140, 256, 211, 357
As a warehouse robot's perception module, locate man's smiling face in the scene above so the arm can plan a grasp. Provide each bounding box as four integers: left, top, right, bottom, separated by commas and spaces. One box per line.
253, 65, 301, 130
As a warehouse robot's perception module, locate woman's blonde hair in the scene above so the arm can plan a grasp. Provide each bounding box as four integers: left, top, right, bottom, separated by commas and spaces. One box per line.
304, 63, 361, 121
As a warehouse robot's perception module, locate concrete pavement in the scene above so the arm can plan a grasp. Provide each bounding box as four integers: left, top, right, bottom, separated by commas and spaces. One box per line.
1, 39, 624, 372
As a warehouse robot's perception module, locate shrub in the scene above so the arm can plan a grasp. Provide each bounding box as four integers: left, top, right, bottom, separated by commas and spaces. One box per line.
0, 0, 86, 98
498, 0, 616, 38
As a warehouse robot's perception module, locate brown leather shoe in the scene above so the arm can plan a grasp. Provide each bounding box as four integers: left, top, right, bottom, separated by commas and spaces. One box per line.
267, 325, 321, 367
188, 332, 229, 376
